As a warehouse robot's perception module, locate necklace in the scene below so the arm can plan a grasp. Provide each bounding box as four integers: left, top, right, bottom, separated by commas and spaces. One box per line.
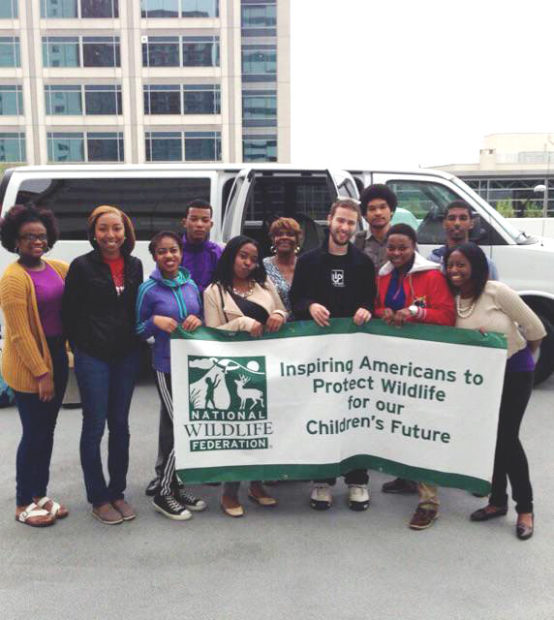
455, 294, 476, 318
232, 280, 254, 298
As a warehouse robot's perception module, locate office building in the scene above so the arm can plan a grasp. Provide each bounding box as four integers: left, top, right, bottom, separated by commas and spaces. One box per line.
0, 0, 290, 165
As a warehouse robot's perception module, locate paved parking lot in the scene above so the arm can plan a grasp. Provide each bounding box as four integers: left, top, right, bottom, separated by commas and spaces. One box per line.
1, 375, 553, 620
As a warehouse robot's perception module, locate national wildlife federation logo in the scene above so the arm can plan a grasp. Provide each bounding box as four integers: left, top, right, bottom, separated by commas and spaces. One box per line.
188, 355, 267, 421
186, 356, 271, 452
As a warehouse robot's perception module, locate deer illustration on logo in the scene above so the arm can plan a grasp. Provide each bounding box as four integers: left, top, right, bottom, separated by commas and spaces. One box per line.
234, 374, 264, 411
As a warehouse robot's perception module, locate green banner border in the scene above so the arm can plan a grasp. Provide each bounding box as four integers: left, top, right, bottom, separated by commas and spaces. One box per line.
177, 454, 490, 495
174, 317, 507, 351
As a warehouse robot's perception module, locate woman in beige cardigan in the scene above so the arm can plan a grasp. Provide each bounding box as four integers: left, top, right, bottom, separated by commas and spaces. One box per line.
0, 205, 69, 527
204, 235, 287, 517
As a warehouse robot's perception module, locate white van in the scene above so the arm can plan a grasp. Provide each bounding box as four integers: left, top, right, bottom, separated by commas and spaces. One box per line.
1, 164, 553, 383
350, 168, 554, 383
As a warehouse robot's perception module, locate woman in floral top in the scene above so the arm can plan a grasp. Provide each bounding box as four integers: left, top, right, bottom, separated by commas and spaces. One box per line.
263, 217, 302, 319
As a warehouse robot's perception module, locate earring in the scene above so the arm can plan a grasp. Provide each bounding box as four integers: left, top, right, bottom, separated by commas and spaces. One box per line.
295, 245, 301, 254
270, 244, 276, 254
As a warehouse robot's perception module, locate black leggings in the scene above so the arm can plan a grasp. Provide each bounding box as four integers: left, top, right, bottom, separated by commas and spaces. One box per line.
490, 370, 534, 514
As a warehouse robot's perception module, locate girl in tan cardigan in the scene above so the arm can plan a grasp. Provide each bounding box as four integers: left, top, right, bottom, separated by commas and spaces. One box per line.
0, 205, 69, 527
204, 235, 287, 517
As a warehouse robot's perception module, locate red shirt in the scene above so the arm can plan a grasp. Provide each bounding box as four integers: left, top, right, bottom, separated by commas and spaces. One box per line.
103, 255, 125, 295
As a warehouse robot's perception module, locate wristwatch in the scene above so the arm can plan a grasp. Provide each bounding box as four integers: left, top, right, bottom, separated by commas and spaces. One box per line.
408, 305, 419, 317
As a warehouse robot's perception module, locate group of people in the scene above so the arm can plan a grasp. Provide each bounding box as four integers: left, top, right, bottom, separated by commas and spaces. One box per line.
0, 185, 544, 540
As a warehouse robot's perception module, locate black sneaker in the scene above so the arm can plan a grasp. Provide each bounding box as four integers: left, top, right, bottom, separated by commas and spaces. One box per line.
145, 477, 160, 497
152, 494, 192, 521
172, 486, 207, 512
381, 478, 418, 494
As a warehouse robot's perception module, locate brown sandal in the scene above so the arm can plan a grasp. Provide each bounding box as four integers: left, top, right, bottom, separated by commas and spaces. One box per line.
34, 496, 69, 519
16, 502, 56, 527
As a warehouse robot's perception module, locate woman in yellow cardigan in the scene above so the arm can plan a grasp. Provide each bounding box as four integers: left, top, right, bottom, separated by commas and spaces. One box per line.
0, 205, 69, 527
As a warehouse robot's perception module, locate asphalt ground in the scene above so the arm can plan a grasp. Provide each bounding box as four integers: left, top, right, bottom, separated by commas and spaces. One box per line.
1, 373, 553, 620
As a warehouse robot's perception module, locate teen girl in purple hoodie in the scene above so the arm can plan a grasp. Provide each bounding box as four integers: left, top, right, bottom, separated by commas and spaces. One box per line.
136, 231, 207, 521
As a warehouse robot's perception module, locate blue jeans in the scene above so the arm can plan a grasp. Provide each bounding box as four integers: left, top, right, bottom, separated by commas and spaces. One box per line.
14, 338, 68, 506
75, 348, 140, 506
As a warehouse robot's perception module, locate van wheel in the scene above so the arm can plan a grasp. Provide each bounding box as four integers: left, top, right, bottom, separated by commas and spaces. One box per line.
533, 312, 554, 386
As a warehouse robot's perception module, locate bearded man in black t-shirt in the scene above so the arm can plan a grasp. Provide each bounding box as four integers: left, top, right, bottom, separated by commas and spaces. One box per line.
290, 198, 376, 511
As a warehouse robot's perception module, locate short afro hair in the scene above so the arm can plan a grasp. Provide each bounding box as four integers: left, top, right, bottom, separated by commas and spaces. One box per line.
386, 222, 417, 245
0, 204, 59, 253
183, 199, 213, 219
359, 184, 398, 213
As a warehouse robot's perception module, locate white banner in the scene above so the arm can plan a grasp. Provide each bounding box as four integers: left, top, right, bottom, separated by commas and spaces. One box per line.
171, 319, 507, 494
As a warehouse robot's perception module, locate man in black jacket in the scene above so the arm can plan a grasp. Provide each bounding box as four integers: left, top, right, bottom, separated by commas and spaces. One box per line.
290, 198, 376, 511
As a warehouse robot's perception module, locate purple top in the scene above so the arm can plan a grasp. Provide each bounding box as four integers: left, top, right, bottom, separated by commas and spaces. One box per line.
180, 235, 223, 294
507, 345, 535, 373
26, 263, 64, 337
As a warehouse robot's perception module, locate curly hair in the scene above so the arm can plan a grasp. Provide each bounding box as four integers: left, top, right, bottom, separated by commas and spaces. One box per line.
148, 230, 183, 258
359, 184, 398, 213
0, 204, 59, 253
211, 235, 267, 291
386, 222, 417, 245
268, 217, 302, 242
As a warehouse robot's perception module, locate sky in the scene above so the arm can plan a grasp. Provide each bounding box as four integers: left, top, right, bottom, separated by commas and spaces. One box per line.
290, 0, 554, 169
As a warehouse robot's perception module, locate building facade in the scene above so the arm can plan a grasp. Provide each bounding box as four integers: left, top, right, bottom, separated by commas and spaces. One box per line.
0, 0, 290, 165
436, 134, 554, 217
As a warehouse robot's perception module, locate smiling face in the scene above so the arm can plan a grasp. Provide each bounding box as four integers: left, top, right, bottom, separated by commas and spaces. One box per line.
386, 233, 415, 270
446, 249, 474, 294
233, 242, 259, 282
365, 198, 392, 233
183, 207, 213, 244
95, 212, 125, 258
443, 207, 473, 245
17, 221, 48, 261
328, 206, 358, 248
271, 226, 298, 256
154, 235, 182, 279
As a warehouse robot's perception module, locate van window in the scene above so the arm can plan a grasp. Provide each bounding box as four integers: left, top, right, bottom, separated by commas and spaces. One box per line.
14, 177, 211, 240
387, 180, 506, 245
242, 173, 335, 255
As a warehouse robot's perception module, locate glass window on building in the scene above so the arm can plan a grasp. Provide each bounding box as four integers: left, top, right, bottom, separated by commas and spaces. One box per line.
47, 132, 85, 162
141, 0, 179, 17
185, 131, 221, 161
0, 0, 18, 18
241, 1, 276, 34
183, 84, 220, 114
87, 132, 124, 161
144, 85, 181, 114
142, 37, 180, 67
45, 85, 82, 115
81, 0, 119, 18
0, 37, 21, 67
42, 37, 79, 67
83, 37, 120, 67
85, 85, 122, 114
41, 0, 78, 18
0, 85, 23, 115
241, 44, 276, 80
0, 133, 26, 162
182, 36, 219, 66
243, 134, 276, 162
242, 90, 276, 126
182, 0, 219, 17
145, 132, 183, 161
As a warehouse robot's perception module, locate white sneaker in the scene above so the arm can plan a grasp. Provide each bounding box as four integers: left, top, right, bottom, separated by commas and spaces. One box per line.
348, 484, 370, 511
310, 483, 332, 510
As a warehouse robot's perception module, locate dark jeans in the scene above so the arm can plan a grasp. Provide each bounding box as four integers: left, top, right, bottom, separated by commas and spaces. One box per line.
75, 347, 140, 506
316, 469, 369, 486
490, 370, 534, 514
14, 337, 68, 506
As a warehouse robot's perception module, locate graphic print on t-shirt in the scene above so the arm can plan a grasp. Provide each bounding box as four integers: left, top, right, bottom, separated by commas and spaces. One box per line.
331, 269, 345, 287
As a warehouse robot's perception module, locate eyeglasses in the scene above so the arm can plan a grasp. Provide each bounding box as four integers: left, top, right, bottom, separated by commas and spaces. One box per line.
19, 233, 48, 242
